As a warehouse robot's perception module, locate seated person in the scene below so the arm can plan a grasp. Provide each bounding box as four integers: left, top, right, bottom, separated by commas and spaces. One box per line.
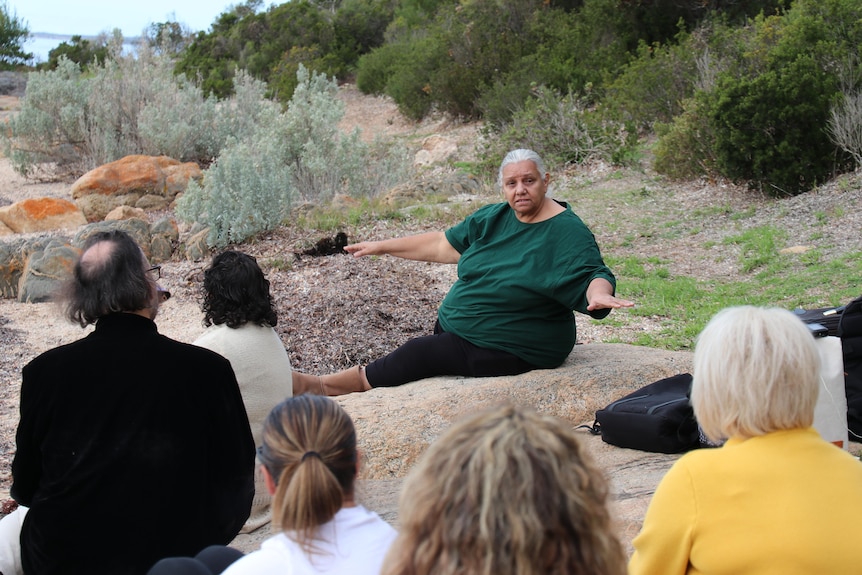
148, 395, 396, 575
0, 230, 254, 575
193, 250, 293, 532
381, 403, 627, 575
629, 306, 862, 574
292, 148, 634, 396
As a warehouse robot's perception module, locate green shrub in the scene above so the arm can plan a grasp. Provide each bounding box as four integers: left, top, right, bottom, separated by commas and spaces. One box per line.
481, 86, 636, 172
653, 94, 720, 180
380, 34, 444, 120
355, 42, 401, 95
707, 54, 840, 195
476, 76, 539, 130
605, 33, 699, 128
42, 34, 110, 71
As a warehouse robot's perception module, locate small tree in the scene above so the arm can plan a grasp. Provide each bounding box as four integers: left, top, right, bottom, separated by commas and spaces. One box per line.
829, 92, 862, 168
0, 1, 31, 68
43, 35, 110, 71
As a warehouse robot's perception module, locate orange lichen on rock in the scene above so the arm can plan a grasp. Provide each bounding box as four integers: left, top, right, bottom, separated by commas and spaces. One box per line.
19, 197, 78, 218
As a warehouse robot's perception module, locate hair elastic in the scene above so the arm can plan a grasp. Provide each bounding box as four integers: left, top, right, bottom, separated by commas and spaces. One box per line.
301, 451, 321, 462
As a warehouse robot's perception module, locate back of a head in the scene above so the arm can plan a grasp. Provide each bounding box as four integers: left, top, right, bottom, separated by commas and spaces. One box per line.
258, 395, 357, 552
202, 250, 277, 329
382, 403, 627, 575
64, 229, 153, 327
692, 305, 821, 441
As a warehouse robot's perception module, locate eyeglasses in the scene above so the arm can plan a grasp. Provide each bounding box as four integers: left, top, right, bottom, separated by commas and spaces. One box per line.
147, 265, 161, 280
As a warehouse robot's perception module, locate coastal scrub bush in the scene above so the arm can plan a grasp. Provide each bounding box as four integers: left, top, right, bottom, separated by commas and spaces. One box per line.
176, 133, 294, 248
481, 87, 637, 173
4, 38, 227, 177
3, 57, 90, 177
176, 65, 410, 247
653, 94, 720, 180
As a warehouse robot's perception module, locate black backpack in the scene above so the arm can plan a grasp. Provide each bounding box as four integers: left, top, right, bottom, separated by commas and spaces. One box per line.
839, 296, 862, 441
586, 373, 701, 454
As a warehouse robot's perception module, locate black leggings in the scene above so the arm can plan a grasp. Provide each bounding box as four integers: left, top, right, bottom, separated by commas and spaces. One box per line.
364, 321, 536, 388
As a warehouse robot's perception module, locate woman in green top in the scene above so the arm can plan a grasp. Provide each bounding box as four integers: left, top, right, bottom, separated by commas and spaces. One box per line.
291, 149, 634, 396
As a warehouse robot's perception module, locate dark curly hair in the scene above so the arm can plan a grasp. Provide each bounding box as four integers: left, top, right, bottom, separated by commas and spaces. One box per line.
201, 250, 278, 328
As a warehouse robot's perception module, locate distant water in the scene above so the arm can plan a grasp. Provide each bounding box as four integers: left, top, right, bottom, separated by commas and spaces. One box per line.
23, 34, 137, 65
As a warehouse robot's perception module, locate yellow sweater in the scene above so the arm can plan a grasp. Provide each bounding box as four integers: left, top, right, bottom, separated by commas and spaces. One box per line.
629, 428, 862, 575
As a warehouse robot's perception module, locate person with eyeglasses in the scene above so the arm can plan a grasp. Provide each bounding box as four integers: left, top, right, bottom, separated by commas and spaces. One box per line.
0, 229, 255, 575
147, 395, 396, 575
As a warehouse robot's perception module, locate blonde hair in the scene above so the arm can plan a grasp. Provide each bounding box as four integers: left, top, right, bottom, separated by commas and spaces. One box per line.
258, 395, 357, 552
692, 306, 820, 442
382, 403, 626, 575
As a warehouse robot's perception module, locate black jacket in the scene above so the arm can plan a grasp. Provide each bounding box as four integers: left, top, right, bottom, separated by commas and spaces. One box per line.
11, 313, 255, 574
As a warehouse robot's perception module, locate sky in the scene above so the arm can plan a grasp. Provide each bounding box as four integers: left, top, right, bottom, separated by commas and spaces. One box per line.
10, 0, 262, 37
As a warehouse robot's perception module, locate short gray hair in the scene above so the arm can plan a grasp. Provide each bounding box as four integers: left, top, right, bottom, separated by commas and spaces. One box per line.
497, 149, 547, 188
691, 306, 820, 442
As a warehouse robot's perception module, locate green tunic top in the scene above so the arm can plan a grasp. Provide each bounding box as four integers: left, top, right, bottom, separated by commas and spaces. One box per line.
438, 201, 615, 368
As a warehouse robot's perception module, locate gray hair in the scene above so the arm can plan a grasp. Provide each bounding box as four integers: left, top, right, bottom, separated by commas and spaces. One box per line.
497, 149, 547, 188
691, 306, 820, 442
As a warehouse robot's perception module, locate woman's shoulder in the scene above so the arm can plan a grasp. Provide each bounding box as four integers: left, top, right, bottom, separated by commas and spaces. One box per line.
221, 534, 294, 574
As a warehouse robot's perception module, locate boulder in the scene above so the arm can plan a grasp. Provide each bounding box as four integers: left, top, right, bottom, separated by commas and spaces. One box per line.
0, 236, 57, 298
184, 228, 211, 262
149, 235, 173, 264
383, 172, 485, 206
75, 193, 141, 223
150, 217, 179, 242
72, 219, 153, 257
105, 205, 146, 221
17, 241, 80, 303
413, 134, 458, 166
71, 155, 202, 220
337, 343, 692, 479
163, 163, 203, 196
0, 198, 87, 233
135, 194, 170, 211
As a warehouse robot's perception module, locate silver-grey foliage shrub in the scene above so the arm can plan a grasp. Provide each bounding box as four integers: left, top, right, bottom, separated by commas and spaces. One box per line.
4, 36, 226, 177
282, 65, 409, 201
176, 64, 411, 247
176, 132, 294, 248
4, 57, 91, 177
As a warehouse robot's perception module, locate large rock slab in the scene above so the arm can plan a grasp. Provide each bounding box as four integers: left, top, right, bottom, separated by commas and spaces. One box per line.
232, 343, 693, 555
336, 343, 692, 479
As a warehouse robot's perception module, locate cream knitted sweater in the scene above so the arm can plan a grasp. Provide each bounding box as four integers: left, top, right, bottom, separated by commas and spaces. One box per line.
194, 323, 293, 532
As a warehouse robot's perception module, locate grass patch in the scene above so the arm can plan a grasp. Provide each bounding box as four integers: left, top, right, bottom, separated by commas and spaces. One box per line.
606, 250, 862, 350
